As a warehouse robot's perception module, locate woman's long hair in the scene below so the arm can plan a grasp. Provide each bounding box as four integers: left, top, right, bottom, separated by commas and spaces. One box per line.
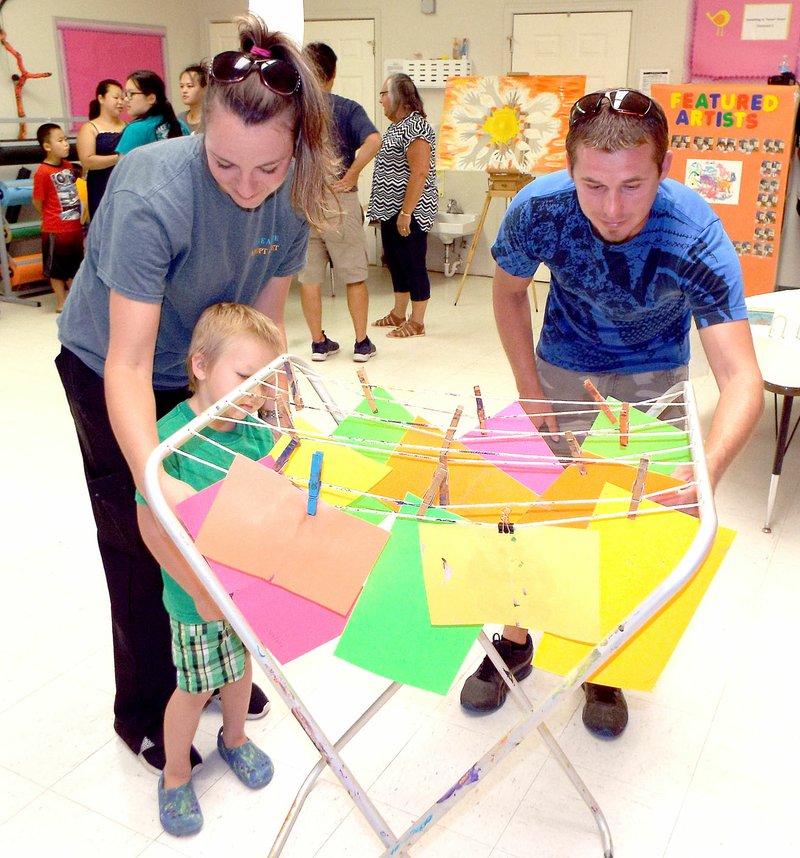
127, 69, 184, 139
204, 13, 337, 227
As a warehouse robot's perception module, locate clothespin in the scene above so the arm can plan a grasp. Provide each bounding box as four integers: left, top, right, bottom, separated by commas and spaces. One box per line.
357, 368, 378, 414
438, 467, 450, 506
418, 465, 447, 516
583, 378, 617, 424
627, 455, 650, 519
565, 431, 587, 475
498, 506, 515, 534
276, 393, 295, 429
283, 359, 303, 410
272, 436, 300, 473
474, 385, 487, 434
619, 402, 630, 447
307, 450, 323, 515
439, 404, 463, 463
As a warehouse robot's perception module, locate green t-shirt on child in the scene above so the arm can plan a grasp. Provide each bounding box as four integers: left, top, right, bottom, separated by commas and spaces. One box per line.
135, 399, 275, 623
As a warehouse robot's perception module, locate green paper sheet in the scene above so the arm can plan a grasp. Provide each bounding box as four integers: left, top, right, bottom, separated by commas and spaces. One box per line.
580, 397, 690, 475
331, 388, 416, 463
334, 495, 481, 694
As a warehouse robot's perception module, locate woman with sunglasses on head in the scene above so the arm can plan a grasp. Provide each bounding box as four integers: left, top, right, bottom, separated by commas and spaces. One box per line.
367, 73, 437, 338
116, 69, 188, 155
55, 12, 335, 812
178, 63, 207, 134
76, 79, 126, 221
462, 88, 762, 741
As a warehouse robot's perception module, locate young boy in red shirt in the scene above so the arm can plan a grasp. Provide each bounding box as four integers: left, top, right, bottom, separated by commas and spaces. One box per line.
32, 123, 84, 312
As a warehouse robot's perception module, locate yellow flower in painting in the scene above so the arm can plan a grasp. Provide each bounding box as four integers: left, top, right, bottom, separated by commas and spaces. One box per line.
448, 77, 562, 171
483, 105, 522, 145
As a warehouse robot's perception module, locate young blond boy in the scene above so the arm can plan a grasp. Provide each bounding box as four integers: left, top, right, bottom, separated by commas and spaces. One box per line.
136, 303, 282, 836
32, 123, 84, 312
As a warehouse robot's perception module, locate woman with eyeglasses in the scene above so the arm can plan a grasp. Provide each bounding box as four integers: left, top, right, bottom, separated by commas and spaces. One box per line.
115, 69, 188, 154
76, 79, 126, 221
367, 73, 437, 338
55, 13, 335, 810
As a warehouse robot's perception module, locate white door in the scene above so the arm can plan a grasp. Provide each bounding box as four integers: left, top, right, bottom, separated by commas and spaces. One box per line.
304, 19, 377, 206
511, 11, 632, 93
511, 11, 631, 283
208, 20, 239, 57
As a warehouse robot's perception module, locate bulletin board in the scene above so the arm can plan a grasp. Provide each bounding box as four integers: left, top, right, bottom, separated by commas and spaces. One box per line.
56, 19, 167, 131
653, 83, 798, 296
689, 1, 800, 79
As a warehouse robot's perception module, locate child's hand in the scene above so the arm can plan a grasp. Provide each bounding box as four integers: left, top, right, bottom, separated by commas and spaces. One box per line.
159, 470, 196, 510
655, 464, 700, 516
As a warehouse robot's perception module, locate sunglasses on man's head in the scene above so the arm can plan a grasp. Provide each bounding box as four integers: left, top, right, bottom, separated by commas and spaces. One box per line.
210, 49, 301, 96
569, 89, 654, 127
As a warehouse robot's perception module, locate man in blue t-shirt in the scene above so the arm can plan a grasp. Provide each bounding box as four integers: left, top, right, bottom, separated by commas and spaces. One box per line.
298, 42, 381, 363
460, 89, 763, 737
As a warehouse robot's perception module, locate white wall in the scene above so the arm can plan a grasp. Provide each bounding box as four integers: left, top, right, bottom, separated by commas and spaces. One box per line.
0, 1, 207, 127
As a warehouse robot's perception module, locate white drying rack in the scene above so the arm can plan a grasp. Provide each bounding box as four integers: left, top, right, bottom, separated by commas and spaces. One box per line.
144, 354, 718, 857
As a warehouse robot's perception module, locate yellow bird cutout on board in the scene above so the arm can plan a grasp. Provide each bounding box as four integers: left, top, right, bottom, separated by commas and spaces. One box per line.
706, 9, 731, 36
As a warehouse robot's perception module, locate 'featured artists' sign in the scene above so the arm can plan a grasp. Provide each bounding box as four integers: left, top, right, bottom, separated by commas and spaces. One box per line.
653, 83, 798, 297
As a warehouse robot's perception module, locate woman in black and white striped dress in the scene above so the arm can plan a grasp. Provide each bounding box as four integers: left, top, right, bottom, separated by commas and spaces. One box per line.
367, 74, 437, 338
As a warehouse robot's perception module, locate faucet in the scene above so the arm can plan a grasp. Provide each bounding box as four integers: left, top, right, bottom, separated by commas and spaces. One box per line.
446, 198, 463, 214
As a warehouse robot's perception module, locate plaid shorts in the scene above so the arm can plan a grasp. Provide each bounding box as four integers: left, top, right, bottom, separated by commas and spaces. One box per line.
170, 618, 247, 693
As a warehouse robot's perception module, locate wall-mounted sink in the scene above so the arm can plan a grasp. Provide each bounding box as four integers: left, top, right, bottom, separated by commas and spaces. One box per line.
429, 212, 477, 242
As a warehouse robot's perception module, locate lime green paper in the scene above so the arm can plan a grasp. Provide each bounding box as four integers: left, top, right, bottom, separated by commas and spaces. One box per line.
332, 388, 415, 463
419, 522, 601, 642
580, 398, 689, 475
334, 496, 481, 694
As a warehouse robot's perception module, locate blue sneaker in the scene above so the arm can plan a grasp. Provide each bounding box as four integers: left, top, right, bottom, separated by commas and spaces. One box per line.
353, 336, 377, 362
158, 773, 203, 836
311, 332, 340, 361
217, 728, 274, 789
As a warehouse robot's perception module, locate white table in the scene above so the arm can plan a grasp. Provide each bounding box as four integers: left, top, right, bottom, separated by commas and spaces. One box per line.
745, 289, 800, 532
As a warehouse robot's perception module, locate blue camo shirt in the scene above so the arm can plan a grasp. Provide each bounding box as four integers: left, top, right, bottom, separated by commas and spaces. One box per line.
492, 171, 747, 373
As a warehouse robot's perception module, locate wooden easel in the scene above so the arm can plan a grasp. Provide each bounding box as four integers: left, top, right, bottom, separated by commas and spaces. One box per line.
453, 170, 535, 306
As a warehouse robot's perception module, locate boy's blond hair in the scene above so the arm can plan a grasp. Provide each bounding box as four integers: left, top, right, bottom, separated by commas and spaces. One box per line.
186, 302, 283, 392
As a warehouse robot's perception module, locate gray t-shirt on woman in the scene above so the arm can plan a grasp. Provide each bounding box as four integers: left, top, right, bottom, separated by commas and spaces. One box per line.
59, 134, 308, 388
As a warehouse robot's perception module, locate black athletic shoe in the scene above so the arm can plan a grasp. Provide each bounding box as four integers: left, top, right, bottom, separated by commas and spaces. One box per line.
353, 336, 377, 362
581, 683, 628, 738
138, 736, 203, 775
311, 332, 340, 361
460, 633, 534, 713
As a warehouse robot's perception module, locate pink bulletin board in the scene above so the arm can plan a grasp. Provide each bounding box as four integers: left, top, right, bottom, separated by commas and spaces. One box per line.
56, 20, 167, 131
689, 1, 800, 79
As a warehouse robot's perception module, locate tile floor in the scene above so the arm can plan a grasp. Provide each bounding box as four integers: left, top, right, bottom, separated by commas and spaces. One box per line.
1, 268, 798, 857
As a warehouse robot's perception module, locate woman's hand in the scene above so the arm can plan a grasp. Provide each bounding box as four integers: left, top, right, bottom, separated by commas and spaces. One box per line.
397, 211, 412, 236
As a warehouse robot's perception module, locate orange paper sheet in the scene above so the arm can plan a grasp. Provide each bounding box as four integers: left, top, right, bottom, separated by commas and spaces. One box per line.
533, 483, 736, 691
372, 419, 539, 521
194, 455, 390, 615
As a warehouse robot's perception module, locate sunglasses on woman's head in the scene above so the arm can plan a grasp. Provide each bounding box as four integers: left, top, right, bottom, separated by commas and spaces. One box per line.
210, 49, 301, 96
569, 89, 654, 127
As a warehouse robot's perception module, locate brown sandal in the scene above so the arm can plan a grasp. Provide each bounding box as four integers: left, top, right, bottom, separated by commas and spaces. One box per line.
373, 310, 406, 328
387, 319, 425, 338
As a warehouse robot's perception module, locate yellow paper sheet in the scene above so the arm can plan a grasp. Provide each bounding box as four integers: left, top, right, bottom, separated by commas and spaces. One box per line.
533, 483, 736, 690
372, 419, 539, 521
419, 521, 601, 642
270, 416, 392, 507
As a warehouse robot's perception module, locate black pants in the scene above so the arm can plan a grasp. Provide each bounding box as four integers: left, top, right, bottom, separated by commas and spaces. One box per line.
56, 347, 188, 751
380, 215, 431, 302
